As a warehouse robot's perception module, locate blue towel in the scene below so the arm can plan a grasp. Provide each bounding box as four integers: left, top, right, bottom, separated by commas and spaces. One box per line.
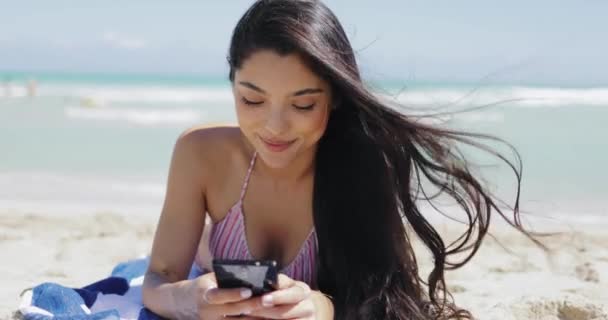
18, 257, 203, 320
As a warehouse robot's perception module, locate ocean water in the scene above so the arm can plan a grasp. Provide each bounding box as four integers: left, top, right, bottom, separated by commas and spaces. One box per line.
1, 72, 606, 221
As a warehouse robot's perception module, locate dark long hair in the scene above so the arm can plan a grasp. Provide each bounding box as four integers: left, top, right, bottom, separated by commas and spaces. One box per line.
228, 1, 534, 319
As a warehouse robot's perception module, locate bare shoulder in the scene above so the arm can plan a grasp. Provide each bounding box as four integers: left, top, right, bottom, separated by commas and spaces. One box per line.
173, 124, 247, 188
176, 124, 242, 156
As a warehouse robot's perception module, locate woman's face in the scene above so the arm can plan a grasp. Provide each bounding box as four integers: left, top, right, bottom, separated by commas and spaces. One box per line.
233, 50, 332, 169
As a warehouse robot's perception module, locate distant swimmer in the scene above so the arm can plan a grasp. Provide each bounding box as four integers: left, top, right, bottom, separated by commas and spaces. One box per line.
26, 79, 38, 98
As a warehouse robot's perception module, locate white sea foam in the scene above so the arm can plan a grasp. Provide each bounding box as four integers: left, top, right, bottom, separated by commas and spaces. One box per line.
0, 84, 28, 98
64, 106, 206, 126
37, 84, 234, 104
509, 87, 608, 106
24, 83, 608, 108
385, 86, 608, 108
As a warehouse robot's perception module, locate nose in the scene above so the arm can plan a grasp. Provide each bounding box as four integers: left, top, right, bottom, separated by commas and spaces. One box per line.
264, 107, 289, 135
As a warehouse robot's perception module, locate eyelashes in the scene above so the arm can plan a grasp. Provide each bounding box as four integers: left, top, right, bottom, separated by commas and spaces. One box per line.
241, 97, 263, 105
293, 103, 316, 110
241, 97, 315, 111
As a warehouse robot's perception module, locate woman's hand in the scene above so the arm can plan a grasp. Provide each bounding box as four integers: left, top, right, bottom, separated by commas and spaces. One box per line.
184, 272, 264, 320
247, 274, 317, 319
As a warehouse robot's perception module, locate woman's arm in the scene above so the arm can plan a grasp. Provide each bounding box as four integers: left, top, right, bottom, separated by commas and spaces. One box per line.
142, 271, 199, 319
142, 128, 211, 319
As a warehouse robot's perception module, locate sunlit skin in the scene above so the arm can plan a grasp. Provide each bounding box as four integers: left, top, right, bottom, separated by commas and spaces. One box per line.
233, 50, 332, 181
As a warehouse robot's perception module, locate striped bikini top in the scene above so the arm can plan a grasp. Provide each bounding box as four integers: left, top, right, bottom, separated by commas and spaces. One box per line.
205, 151, 318, 287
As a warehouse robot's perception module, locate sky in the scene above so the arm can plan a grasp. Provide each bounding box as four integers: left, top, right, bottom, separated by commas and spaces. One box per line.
1, 0, 607, 86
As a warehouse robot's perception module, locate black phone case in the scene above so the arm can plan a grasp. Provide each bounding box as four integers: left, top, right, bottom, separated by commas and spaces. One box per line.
212, 259, 278, 296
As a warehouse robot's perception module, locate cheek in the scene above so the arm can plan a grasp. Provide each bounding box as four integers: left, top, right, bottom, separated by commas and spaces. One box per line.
235, 107, 261, 145
298, 108, 329, 141
235, 104, 262, 129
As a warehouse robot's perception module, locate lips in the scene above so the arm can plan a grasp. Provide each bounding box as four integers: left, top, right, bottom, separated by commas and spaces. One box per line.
259, 135, 296, 152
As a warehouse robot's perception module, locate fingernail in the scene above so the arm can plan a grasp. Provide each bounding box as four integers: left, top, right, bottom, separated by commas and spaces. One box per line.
303, 286, 311, 295
240, 288, 252, 298
203, 286, 216, 303
262, 294, 274, 307
242, 310, 251, 315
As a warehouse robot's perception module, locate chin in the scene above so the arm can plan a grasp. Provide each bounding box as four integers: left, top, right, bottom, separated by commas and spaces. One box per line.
256, 148, 298, 169
256, 137, 305, 168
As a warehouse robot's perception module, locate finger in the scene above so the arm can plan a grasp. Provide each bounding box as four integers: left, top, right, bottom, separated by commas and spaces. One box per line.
216, 296, 265, 317
275, 273, 296, 290
249, 299, 315, 319
262, 281, 311, 306
204, 287, 253, 305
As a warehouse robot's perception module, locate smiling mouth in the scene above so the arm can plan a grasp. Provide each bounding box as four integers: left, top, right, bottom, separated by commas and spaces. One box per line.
259, 136, 296, 152
261, 137, 295, 144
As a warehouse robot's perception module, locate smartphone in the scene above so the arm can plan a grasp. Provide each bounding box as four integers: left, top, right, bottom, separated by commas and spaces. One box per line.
212, 259, 278, 297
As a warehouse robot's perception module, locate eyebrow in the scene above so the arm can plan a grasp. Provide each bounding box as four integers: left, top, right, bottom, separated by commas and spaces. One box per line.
238, 81, 324, 96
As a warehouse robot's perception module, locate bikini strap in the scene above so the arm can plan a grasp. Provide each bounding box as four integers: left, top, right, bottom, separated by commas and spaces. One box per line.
239, 151, 257, 201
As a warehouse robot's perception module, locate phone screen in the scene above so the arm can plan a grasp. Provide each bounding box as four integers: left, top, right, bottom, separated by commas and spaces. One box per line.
212, 259, 278, 296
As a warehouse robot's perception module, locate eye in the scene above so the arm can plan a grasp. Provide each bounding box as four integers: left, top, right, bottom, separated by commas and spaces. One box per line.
293, 103, 316, 111
242, 97, 264, 105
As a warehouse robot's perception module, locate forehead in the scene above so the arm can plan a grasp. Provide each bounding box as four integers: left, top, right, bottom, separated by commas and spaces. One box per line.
234, 50, 328, 92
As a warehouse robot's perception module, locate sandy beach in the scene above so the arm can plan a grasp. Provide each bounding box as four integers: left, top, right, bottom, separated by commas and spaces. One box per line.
2, 0, 608, 317
0, 210, 157, 320
1, 208, 607, 320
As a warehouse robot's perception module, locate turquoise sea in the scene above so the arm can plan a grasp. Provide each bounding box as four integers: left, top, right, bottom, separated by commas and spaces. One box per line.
1, 72, 606, 221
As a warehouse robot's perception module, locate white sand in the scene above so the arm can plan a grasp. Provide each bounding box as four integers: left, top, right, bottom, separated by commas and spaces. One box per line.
414, 215, 608, 319
0, 211, 157, 320
1, 210, 606, 319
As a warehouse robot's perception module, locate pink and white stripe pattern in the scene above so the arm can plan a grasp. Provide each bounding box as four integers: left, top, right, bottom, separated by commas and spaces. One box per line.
206, 152, 318, 288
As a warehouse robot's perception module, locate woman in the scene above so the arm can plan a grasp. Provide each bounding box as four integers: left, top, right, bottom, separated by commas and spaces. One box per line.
142, 0, 532, 319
